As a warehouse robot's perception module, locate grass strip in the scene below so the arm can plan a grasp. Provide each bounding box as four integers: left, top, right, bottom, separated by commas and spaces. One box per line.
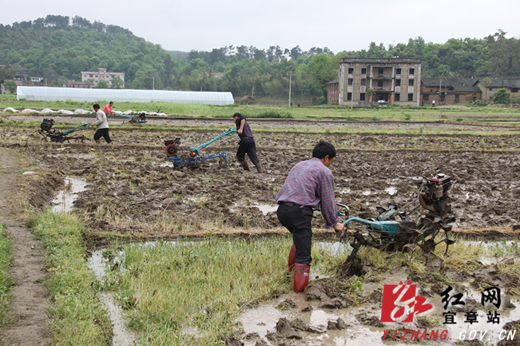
103, 237, 344, 345
3, 120, 520, 136
0, 222, 14, 328
27, 212, 112, 346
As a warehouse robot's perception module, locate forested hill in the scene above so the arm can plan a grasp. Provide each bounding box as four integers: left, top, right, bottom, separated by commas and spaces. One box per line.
1, 15, 519, 102
0, 15, 176, 90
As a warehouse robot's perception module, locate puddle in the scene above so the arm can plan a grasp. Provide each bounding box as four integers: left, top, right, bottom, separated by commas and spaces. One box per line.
89, 249, 136, 346
385, 187, 398, 195
51, 176, 87, 213
239, 288, 520, 346
315, 241, 351, 256
254, 204, 278, 215
231, 201, 279, 215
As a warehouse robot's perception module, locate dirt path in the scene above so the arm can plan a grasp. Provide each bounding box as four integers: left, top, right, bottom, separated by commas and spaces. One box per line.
0, 148, 51, 345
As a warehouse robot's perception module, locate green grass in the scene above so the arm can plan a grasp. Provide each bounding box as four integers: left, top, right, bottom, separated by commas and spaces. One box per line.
102, 237, 343, 345
3, 97, 520, 122
27, 212, 111, 346
2, 119, 520, 137
0, 222, 14, 328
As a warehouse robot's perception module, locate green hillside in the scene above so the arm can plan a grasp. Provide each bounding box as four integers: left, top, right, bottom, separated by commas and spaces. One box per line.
1, 15, 519, 103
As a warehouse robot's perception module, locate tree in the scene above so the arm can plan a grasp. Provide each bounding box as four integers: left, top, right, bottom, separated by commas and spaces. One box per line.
366, 88, 376, 102
112, 76, 123, 89
0, 68, 16, 79
96, 80, 109, 89
492, 88, 510, 104
5, 81, 17, 94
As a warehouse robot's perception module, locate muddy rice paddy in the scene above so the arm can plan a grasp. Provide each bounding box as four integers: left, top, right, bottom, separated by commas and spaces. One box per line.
1, 115, 520, 345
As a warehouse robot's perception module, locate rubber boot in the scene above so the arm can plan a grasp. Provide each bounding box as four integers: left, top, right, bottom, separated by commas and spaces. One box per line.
286, 244, 296, 273
255, 163, 264, 173
294, 263, 311, 293
240, 160, 250, 171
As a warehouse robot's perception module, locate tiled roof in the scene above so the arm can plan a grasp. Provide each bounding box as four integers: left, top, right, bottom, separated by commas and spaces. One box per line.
421, 78, 480, 92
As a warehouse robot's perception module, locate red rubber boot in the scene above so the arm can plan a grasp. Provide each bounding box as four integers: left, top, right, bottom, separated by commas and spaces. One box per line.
286, 244, 296, 273
294, 263, 310, 293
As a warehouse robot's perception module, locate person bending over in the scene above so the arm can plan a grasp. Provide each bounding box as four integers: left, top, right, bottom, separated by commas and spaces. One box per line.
91, 103, 112, 144
275, 141, 345, 292
233, 112, 263, 173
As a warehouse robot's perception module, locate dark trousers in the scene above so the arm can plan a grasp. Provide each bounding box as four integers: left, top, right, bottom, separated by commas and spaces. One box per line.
277, 202, 313, 265
94, 128, 112, 143
236, 137, 259, 165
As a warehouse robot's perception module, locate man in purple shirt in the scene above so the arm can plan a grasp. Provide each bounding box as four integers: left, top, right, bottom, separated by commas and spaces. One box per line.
276, 141, 345, 292
233, 113, 263, 173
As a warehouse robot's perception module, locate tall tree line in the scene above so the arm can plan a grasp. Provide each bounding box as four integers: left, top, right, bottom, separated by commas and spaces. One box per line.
1, 16, 519, 102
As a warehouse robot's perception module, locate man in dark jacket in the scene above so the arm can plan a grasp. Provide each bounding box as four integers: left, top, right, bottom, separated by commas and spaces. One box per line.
233, 113, 263, 173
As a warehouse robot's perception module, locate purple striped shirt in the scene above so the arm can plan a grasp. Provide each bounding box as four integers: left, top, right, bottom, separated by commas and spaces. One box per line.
275, 157, 339, 228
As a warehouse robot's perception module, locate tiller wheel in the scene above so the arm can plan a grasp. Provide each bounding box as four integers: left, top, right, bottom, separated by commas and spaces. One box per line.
342, 173, 456, 263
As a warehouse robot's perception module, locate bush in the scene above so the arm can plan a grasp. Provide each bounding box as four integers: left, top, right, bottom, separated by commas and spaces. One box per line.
249, 110, 292, 118
493, 88, 511, 104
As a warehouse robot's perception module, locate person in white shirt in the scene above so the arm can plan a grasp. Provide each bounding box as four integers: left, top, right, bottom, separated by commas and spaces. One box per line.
91, 104, 112, 144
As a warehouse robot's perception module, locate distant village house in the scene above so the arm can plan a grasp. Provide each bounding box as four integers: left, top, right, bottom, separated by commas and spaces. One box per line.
81, 67, 125, 88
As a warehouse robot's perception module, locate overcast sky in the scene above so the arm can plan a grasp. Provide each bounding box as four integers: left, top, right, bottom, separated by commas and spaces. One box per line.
1, 0, 519, 53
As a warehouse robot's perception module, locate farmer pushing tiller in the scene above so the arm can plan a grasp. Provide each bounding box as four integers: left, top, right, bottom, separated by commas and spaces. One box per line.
164, 127, 237, 168
276, 141, 456, 292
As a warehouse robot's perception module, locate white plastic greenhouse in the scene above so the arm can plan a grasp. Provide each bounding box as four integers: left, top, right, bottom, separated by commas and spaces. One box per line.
16, 86, 234, 105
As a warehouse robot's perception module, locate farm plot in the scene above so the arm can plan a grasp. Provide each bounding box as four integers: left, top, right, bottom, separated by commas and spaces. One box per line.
2, 120, 520, 345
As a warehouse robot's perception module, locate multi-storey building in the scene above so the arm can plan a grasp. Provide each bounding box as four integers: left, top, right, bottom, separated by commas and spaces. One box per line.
81, 67, 125, 88
334, 58, 422, 107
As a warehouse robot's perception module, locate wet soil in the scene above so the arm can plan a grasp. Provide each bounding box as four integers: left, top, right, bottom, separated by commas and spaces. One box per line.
4, 136, 518, 239
237, 256, 520, 346
0, 148, 51, 345
3, 113, 520, 132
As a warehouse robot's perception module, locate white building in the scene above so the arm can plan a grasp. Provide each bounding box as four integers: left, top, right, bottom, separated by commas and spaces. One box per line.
81, 68, 125, 88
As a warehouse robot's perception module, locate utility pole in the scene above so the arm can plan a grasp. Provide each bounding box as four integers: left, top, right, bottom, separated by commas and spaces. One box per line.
152, 77, 155, 90
439, 78, 442, 105
288, 71, 292, 107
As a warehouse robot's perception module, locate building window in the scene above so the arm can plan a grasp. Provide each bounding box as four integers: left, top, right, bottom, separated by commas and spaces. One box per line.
423, 94, 429, 101
409, 80, 414, 86
361, 79, 366, 86
430, 89, 433, 92
512, 88, 518, 92
347, 93, 352, 101
395, 79, 401, 86
90, 74, 93, 77
361, 68, 366, 74
395, 94, 400, 101
396, 68, 402, 74
408, 94, 414, 101
360, 93, 366, 101
409, 68, 415, 75
489, 88, 492, 91
378, 68, 384, 74
348, 79, 353, 86
378, 80, 383, 87
348, 68, 354, 74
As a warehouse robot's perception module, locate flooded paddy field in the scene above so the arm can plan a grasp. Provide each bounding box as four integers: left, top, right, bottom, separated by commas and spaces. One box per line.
10, 128, 520, 237
1, 118, 520, 345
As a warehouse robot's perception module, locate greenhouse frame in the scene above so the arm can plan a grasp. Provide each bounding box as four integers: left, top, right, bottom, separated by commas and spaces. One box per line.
16, 87, 234, 105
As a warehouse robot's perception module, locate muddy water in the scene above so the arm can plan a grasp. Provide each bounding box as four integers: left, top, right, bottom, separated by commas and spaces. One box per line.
239, 291, 520, 346
51, 176, 87, 213
88, 249, 136, 346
